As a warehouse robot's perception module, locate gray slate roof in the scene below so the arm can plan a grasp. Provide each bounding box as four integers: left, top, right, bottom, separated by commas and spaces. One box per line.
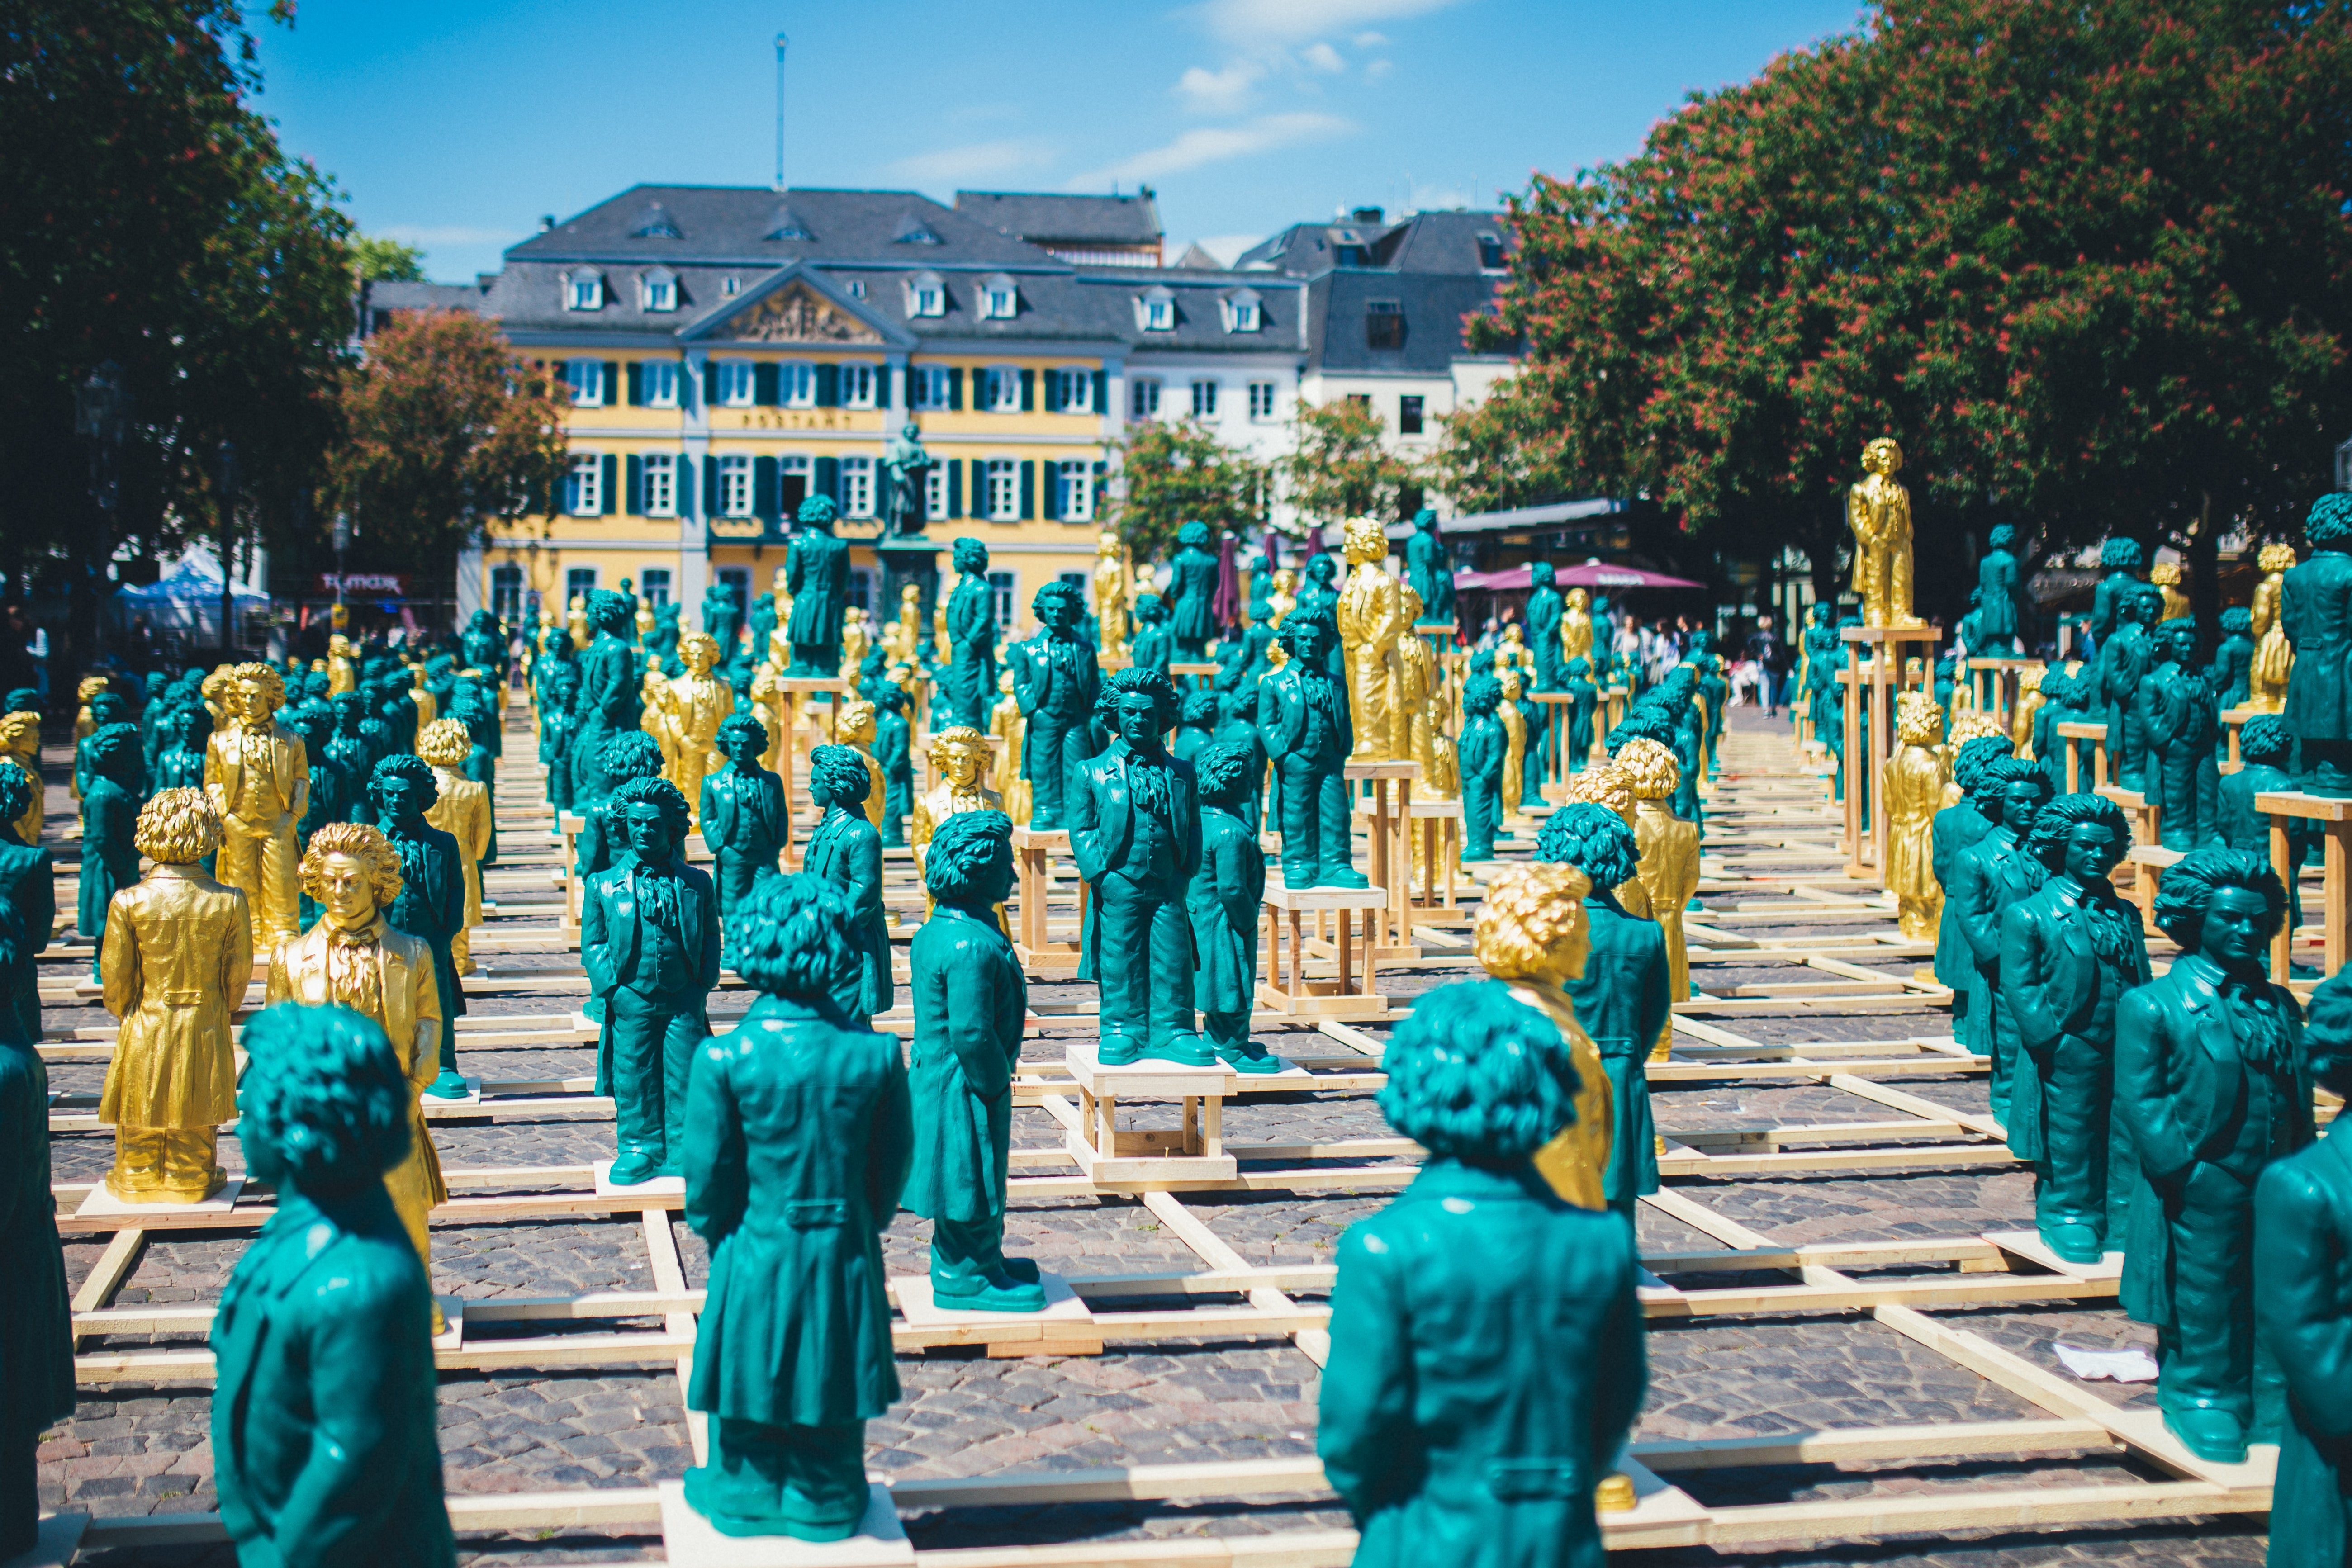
506, 185, 1053, 270
953, 191, 1161, 247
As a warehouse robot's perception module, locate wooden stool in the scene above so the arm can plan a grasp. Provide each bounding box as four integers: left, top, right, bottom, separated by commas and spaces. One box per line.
1258, 880, 1389, 1018
1167, 661, 1220, 689
1059, 1042, 1300, 1185
1408, 799, 1463, 916
1344, 760, 1418, 958
2054, 721, 2109, 794
1010, 827, 1089, 973
2258, 790, 2352, 980
559, 811, 586, 934
2124, 843, 2183, 923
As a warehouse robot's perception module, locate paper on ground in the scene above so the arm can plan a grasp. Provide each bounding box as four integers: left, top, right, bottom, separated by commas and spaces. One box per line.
2053, 1341, 2158, 1383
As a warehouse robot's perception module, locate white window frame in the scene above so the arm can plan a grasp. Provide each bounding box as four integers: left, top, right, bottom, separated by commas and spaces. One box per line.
983, 366, 1022, 413
987, 570, 1017, 628
564, 272, 603, 311
841, 455, 875, 518
841, 363, 877, 409
911, 365, 950, 409
1138, 288, 1175, 332
642, 453, 677, 517
565, 567, 599, 601
640, 568, 672, 609
1056, 461, 1093, 522
716, 361, 754, 408
984, 459, 1019, 521
640, 269, 677, 313
980, 275, 1018, 320
718, 455, 752, 517
781, 363, 816, 409
642, 361, 680, 410
1052, 367, 1092, 413
565, 359, 606, 408
1130, 378, 1161, 419
779, 454, 811, 507
924, 465, 948, 521
907, 271, 945, 318
1248, 381, 1278, 421
1223, 292, 1262, 333
565, 453, 602, 516
1190, 379, 1218, 419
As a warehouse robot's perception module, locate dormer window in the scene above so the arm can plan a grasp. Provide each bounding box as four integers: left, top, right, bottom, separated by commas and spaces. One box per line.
847, 279, 867, 299
766, 206, 815, 241
629, 202, 683, 239
640, 268, 677, 313
1138, 285, 1175, 332
894, 214, 942, 245
1366, 299, 1404, 350
1222, 290, 1262, 334
564, 272, 604, 311
721, 276, 739, 297
906, 271, 945, 318
979, 275, 1018, 321
1478, 232, 1506, 270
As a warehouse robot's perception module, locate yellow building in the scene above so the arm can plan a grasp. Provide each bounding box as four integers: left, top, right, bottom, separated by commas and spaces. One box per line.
381, 185, 1309, 640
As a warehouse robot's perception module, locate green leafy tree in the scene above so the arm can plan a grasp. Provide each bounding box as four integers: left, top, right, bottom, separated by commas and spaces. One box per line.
0, 0, 357, 664
1469, 0, 2352, 623
1110, 420, 1264, 564
354, 234, 427, 283
1279, 398, 1414, 534
332, 309, 572, 564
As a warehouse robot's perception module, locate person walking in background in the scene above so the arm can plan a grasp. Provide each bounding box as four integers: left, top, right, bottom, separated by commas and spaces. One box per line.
1747, 614, 1788, 716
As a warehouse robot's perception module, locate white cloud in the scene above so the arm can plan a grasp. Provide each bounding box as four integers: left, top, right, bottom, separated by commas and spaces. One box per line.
381, 224, 519, 248
1352, 30, 1389, 46
1072, 111, 1356, 185
1175, 60, 1264, 112
887, 138, 1057, 185
1191, 0, 1465, 47
1301, 40, 1345, 72
1365, 58, 1394, 82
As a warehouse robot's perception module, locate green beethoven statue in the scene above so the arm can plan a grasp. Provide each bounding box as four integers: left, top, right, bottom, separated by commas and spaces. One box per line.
1261, 612, 1368, 886
2285, 492, 2352, 796
212, 1003, 454, 1567
1010, 581, 1102, 832
1537, 803, 1667, 1220
801, 745, 891, 1019
681, 873, 913, 1540
369, 756, 471, 1100
2119, 848, 2311, 1463
2136, 617, 2220, 849
2256, 970, 2352, 1568
785, 495, 851, 677
1320, 978, 1646, 1567
1167, 521, 1220, 660
2000, 792, 2148, 1263
700, 713, 786, 941
2220, 715, 2314, 953
1932, 734, 2015, 1058
1404, 507, 1454, 628
79, 722, 143, 980
907, 810, 1043, 1312
1953, 756, 2052, 1127
1526, 562, 1565, 693
1458, 673, 1507, 861
570, 589, 645, 805
0, 760, 54, 1047
944, 537, 998, 729
0, 876, 71, 1559
1072, 667, 1212, 1067
1187, 741, 1280, 1073
583, 777, 720, 1185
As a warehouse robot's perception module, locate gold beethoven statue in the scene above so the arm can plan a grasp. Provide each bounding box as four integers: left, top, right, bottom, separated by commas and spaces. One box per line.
1473, 861, 1613, 1212
1848, 437, 1923, 629
910, 727, 1003, 877
267, 821, 448, 1330
1615, 737, 1699, 1055
1093, 528, 1132, 662
202, 662, 308, 955
1337, 516, 1407, 760
667, 630, 735, 828
990, 668, 1030, 825
417, 719, 493, 977
1883, 692, 1951, 942
325, 633, 357, 697
2148, 560, 2192, 624
1, 707, 42, 847
1561, 587, 1595, 667
98, 789, 252, 1202
835, 699, 888, 831
2248, 542, 2297, 713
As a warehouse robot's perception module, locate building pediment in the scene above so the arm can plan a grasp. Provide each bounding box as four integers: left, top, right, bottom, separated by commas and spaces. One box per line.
681, 264, 912, 348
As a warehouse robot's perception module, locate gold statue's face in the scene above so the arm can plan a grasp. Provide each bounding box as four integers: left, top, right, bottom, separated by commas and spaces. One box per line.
773, 566, 789, 592
1863, 437, 1903, 475
684, 641, 715, 675
939, 740, 979, 787
316, 852, 378, 933
1502, 623, 1523, 646
234, 678, 270, 726
1499, 668, 1522, 698
1098, 531, 1120, 559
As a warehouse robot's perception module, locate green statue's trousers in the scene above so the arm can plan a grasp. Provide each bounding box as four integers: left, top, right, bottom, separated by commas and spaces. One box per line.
1972, 969, 2012, 1124
932, 1215, 1023, 1293
1276, 757, 1354, 885
2158, 1163, 2281, 1440
1024, 716, 1093, 832
1097, 872, 1194, 1051
2030, 1034, 2113, 1255
684, 1417, 866, 1541
607, 988, 703, 1175
1567, 704, 1592, 772
1202, 1008, 1252, 1060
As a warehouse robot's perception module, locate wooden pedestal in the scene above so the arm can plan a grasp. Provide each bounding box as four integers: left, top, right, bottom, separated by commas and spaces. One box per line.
1344, 760, 1418, 957
2053, 721, 2109, 795
2257, 789, 2352, 980
1257, 880, 1389, 1018
1836, 625, 1941, 881
1010, 827, 1088, 971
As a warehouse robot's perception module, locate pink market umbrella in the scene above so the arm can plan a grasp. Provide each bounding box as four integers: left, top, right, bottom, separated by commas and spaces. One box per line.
1455, 560, 1705, 592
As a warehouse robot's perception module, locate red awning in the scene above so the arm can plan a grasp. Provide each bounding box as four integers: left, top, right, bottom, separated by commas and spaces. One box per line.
1455, 560, 1704, 592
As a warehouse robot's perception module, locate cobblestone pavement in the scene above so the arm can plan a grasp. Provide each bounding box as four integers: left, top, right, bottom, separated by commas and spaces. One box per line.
25, 704, 2282, 1564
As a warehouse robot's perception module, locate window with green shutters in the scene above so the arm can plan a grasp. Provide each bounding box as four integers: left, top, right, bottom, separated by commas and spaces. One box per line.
815, 363, 840, 407
1019, 460, 1035, 518
599, 454, 618, 516
947, 458, 963, 517
754, 363, 780, 407
815, 455, 839, 506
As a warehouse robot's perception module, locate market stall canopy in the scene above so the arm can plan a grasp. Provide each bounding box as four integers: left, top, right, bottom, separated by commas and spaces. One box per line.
1456, 559, 1704, 592
1385, 497, 1628, 540
111, 546, 270, 636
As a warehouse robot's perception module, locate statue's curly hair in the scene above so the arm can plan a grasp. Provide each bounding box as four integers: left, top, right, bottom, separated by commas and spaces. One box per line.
2022, 791, 2129, 873
299, 821, 406, 905
808, 744, 872, 804
1604, 707, 1674, 756
417, 717, 473, 768
952, 535, 989, 574
1952, 734, 2015, 796
1947, 709, 2006, 746
2241, 713, 2292, 765
238, 1003, 414, 1192
0, 760, 33, 828
2218, 605, 2251, 635
1032, 579, 1085, 625
1979, 753, 2053, 805
924, 724, 986, 768
1221, 684, 1259, 720
1557, 760, 1632, 817
598, 730, 665, 782
1615, 736, 1680, 800
2309, 493, 2352, 545
2152, 847, 2286, 948
797, 493, 839, 527
2301, 967, 2352, 1098
1461, 673, 1502, 718
1376, 979, 1584, 1161
586, 589, 635, 634
369, 752, 439, 812
135, 787, 222, 864
1989, 524, 2016, 549
1180, 688, 1219, 727
1473, 861, 1592, 982
1195, 741, 1252, 804
1105, 665, 1180, 730
1134, 592, 1166, 623
83, 722, 142, 778
1177, 520, 1210, 550
1536, 802, 1638, 891
609, 776, 690, 844
229, 662, 285, 716
716, 712, 769, 759
1276, 607, 1336, 652
924, 809, 1011, 902
2100, 538, 2144, 571
1528, 560, 1555, 586
729, 872, 859, 1012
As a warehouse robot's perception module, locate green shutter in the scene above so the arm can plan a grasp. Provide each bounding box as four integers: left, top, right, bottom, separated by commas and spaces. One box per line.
677, 453, 696, 517
1042, 369, 1060, 412
1020, 369, 1035, 412
815, 363, 839, 407
703, 363, 721, 405
625, 454, 643, 513
1020, 460, 1035, 519
1042, 458, 1060, 520
754, 363, 779, 406
815, 456, 840, 506
947, 367, 963, 410
600, 454, 618, 516
877, 364, 893, 410
948, 458, 963, 517
754, 456, 778, 521
1093, 370, 1107, 414
703, 455, 719, 514
602, 362, 621, 407
627, 363, 644, 406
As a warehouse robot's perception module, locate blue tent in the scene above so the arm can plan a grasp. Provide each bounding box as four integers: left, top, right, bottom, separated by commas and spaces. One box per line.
111, 547, 270, 643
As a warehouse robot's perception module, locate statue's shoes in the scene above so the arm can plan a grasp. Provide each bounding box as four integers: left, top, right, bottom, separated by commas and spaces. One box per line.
933, 1272, 1048, 1314
1001, 1256, 1042, 1284
1316, 866, 1372, 890
1098, 1029, 1146, 1067
422, 1070, 473, 1101
2039, 1221, 2107, 1265
606, 1152, 663, 1187
1142, 1033, 1217, 1068
2164, 1405, 2249, 1464
1216, 1044, 1286, 1075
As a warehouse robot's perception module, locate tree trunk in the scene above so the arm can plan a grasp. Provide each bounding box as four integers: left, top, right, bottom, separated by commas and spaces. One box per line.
2186, 491, 2219, 664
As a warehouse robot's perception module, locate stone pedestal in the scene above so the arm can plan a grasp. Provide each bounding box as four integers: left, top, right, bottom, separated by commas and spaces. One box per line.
874, 539, 942, 657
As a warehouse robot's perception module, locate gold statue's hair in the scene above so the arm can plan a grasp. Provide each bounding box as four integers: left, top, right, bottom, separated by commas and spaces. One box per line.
1897, 690, 1945, 745
1863, 435, 1904, 469
678, 630, 719, 663
0, 711, 38, 749
133, 787, 222, 865
2148, 560, 2181, 586
2259, 542, 2299, 572
418, 717, 474, 767
2015, 666, 2044, 694
1342, 515, 1388, 559
76, 675, 110, 703
1616, 737, 1680, 799
1948, 710, 2005, 745
837, 699, 877, 741
232, 661, 285, 715
1565, 587, 1590, 607
299, 821, 405, 907
1399, 582, 1424, 620
1473, 861, 1593, 982
925, 725, 987, 767
1096, 528, 1122, 556
1559, 760, 1632, 815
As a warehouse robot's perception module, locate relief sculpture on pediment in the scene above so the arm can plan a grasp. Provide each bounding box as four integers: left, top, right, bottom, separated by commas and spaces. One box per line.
726, 283, 880, 344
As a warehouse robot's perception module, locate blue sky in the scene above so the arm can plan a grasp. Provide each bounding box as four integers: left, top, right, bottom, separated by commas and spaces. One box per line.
249, 0, 1865, 282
